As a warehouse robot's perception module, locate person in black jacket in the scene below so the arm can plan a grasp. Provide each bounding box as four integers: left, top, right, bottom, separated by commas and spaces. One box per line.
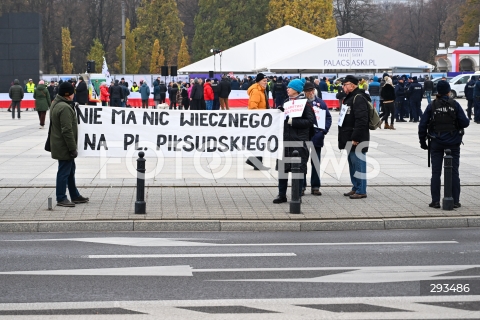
464, 76, 476, 120
218, 75, 232, 110
75, 76, 88, 105
189, 78, 204, 110
181, 83, 190, 110
108, 80, 124, 107
168, 83, 178, 110
47, 81, 56, 102
211, 78, 220, 110
159, 81, 167, 103
380, 77, 396, 129
423, 75, 434, 105
273, 77, 287, 109
273, 78, 316, 204
408, 76, 424, 122
338, 75, 370, 199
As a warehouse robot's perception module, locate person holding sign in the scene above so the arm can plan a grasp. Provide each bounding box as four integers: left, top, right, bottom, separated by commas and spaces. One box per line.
273, 78, 316, 204
245, 73, 270, 171
303, 81, 332, 196
338, 75, 370, 199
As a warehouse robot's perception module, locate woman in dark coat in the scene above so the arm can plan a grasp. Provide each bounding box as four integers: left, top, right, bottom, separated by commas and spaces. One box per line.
273, 78, 316, 204
181, 83, 190, 110
189, 79, 204, 110
168, 83, 178, 110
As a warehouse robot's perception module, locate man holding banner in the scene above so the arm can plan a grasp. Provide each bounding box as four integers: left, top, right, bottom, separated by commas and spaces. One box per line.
274, 78, 316, 204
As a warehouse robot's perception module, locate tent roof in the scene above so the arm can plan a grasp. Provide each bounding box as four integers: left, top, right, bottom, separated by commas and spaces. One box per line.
179, 25, 325, 73
267, 32, 434, 71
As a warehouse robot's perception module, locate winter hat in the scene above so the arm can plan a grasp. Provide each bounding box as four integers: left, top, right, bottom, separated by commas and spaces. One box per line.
437, 80, 451, 95
287, 78, 306, 93
38, 80, 44, 85
255, 73, 266, 82
342, 75, 359, 85
303, 81, 315, 91
58, 82, 75, 96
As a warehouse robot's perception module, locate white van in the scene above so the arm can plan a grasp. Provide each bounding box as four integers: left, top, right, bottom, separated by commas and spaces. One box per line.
449, 71, 480, 98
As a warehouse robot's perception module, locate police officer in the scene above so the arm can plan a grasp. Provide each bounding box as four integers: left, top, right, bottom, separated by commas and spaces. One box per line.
418, 80, 470, 209
404, 76, 412, 121
474, 77, 480, 124
464, 76, 476, 120
273, 76, 287, 109
408, 76, 423, 122
394, 77, 407, 122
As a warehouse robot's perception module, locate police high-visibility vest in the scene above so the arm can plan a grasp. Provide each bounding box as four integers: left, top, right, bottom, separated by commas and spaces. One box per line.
26, 82, 35, 93
131, 86, 139, 92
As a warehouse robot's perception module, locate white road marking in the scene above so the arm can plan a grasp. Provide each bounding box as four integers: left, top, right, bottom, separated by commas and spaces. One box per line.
0, 265, 193, 277
197, 265, 480, 283
86, 253, 297, 258
5, 237, 459, 247
0, 296, 479, 319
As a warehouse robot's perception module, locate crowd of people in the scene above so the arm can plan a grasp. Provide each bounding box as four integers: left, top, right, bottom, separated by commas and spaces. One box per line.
6, 72, 470, 209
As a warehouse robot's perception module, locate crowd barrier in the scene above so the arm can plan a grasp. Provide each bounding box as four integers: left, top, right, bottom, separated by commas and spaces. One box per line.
0, 91, 340, 109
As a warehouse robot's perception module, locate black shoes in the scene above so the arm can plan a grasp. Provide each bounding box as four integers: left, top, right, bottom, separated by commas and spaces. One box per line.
246, 157, 270, 170
57, 199, 75, 207
72, 196, 89, 204
273, 195, 288, 204
429, 202, 440, 209
454, 203, 461, 208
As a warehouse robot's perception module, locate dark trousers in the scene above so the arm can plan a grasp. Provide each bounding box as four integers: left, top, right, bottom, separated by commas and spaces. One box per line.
102, 101, 108, 107
111, 98, 121, 108
382, 102, 395, 125
56, 159, 80, 202
278, 176, 304, 198
395, 100, 406, 120
303, 146, 322, 190
275, 97, 284, 109
410, 100, 422, 121
183, 99, 190, 110
466, 99, 473, 119
430, 141, 460, 203
169, 100, 177, 109
142, 99, 148, 108
403, 99, 410, 119
190, 99, 199, 110
160, 94, 166, 104
37, 110, 46, 126
213, 96, 220, 110
474, 98, 480, 122
11, 101, 21, 118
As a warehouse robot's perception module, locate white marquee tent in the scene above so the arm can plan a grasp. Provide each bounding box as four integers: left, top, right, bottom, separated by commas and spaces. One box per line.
178, 25, 325, 74
179, 26, 434, 74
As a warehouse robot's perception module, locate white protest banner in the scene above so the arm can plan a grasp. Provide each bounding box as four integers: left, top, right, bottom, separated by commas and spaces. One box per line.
77, 107, 284, 158
338, 104, 349, 127
284, 99, 307, 120
314, 109, 326, 129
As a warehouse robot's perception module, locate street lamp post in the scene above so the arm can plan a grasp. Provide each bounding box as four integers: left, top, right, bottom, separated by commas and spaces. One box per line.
210, 49, 222, 77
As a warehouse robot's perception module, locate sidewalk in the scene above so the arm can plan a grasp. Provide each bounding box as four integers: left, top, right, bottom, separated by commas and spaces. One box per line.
1, 102, 480, 232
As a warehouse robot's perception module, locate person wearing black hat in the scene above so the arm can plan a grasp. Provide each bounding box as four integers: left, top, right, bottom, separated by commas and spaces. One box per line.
49, 81, 89, 207
408, 76, 423, 122
394, 77, 407, 122
338, 75, 370, 199
418, 80, 469, 209
109, 79, 124, 107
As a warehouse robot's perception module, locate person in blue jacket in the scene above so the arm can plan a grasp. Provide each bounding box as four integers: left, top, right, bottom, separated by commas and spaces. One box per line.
302, 81, 332, 196
319, 77, 329, 92
408, 76, 423, 122
368, 76, 381, 113
418, 80, 470, 209
465, 76, 477, 121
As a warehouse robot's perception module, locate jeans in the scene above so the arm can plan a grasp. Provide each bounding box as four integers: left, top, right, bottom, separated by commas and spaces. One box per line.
347, 150, 367, 195
56, 159, 80, 202
370, 96, 380, 113
303, 146, 322, 190
213, 96, 220, 110
425, 91, 432, 105
430, 141, 460, 203
278, 175, 304, 198
11, 101, 21, 118
205, 100, 213, 110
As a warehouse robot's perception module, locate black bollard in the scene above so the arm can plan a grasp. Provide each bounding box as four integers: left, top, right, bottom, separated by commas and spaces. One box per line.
135, 151, 146, 214
290, 150, 301, 214
442, 149, 454, 210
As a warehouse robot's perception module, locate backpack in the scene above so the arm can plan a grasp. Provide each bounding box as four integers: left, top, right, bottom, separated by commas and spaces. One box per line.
354, 94, 381, 130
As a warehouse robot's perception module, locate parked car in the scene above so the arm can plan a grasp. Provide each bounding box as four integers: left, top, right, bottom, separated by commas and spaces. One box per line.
432, 77, 453, 96
448, 72, 480, 98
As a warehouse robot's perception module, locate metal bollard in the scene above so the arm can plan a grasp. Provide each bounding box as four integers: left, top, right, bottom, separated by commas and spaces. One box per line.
135, 151, 146, 214
48, 197, 52, 210
442, 149, 454, 210
290, 150, 301, 214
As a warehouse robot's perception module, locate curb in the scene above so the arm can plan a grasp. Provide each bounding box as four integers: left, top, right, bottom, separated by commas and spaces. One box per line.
0, 217, 479, 232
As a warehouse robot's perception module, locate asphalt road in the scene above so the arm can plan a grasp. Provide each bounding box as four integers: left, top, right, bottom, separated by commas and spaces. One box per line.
0, 228, 479, 319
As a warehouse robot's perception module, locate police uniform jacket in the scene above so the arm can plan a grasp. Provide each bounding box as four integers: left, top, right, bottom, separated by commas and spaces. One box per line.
408, 80, 423, 102
464, 80, 476, 100
418, 96, 470, 146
